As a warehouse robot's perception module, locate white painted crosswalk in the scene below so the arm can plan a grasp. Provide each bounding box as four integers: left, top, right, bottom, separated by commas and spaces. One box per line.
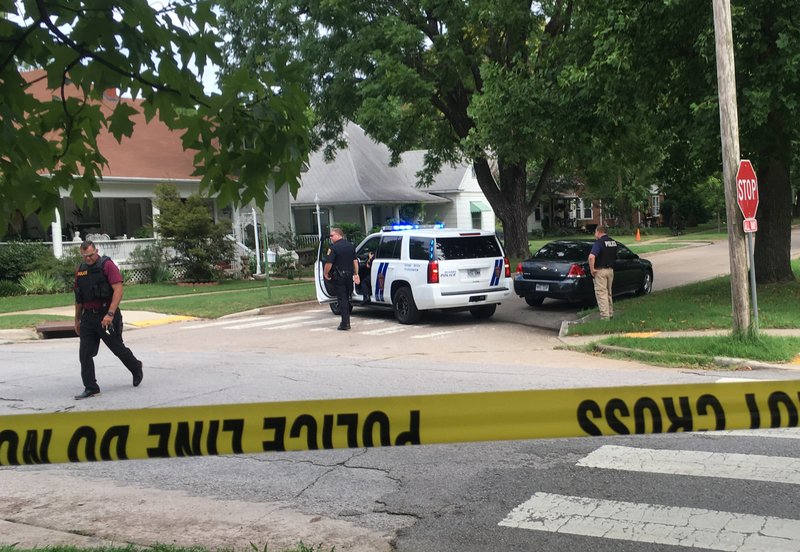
178, 310, 472, 339
577, 445, 800, 485
500, 492, 800, 551
501, 432, 800, 550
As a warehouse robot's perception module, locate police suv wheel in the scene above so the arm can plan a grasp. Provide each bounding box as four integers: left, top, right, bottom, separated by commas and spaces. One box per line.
469, 304, 496, 319
393, 287, 421, 324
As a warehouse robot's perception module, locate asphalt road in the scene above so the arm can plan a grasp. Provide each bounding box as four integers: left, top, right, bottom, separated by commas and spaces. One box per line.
1, 230, 800, 551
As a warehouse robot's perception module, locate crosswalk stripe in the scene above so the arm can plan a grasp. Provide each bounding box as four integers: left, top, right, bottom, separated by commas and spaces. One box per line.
220, 316, 312, 330
577, 445, 800, 485
719, 428, 800, 439
252, 319, 331, 331
360, 326, 408, 336
499, 492, 800, 551
181, 317, 270, 329
411, 330, 462, 339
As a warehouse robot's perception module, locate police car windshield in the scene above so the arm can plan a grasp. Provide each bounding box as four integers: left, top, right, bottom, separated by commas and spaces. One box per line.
435, 236, 502, 260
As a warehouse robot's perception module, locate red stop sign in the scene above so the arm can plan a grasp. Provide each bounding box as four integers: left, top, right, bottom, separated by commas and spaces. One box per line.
736, 160, 759, 220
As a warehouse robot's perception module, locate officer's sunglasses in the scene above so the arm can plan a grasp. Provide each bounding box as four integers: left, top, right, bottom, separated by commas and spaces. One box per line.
81, 251, 98, 260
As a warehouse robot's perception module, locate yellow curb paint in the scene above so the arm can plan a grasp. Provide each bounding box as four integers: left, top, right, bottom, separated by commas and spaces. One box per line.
791, 354, 800, 365
622, 332, 661, 338
130, 316, 196, 328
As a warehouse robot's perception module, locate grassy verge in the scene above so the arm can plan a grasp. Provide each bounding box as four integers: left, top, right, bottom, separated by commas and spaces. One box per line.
126, 282, 316, 318
0, 314, 73, 329
0, 279, 306, 314
566, 259, 800, 367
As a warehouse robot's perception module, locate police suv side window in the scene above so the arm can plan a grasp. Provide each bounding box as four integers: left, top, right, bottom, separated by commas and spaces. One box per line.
357, 236, 381, 261
409, 237, 433, 260
377, 236, 402, 259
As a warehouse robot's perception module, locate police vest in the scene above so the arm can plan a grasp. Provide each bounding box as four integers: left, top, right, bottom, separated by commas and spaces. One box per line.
595, 236, 618, 269
74, 256, 113, 304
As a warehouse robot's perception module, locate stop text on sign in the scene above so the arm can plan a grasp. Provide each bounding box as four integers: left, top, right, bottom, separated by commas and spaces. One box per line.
737, 178, 758, 202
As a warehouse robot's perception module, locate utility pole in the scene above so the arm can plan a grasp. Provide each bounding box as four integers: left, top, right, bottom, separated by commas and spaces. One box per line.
712, 0, 752, 336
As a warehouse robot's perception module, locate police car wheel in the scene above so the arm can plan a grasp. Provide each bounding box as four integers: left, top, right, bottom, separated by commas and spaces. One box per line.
636, 271, 653, 296
393, 287, 421, 324
329, 302, 353, 315
469, 304, 496, 319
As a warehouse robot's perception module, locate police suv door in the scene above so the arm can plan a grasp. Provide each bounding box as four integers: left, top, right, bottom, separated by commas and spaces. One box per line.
314, 236, 336, 303
371, 235, 402, 303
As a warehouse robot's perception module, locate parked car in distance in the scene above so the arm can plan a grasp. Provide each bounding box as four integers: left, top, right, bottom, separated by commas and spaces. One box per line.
513, 240, 653, 307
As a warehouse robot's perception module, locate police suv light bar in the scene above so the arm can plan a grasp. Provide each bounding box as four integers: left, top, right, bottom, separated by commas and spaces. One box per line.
382, 223, 446, 231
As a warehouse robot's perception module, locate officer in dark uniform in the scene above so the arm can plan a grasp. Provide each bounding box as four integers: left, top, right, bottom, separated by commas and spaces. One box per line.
73, 240, 143, 399
588, 225, 619, 320
323, 227, 360, 330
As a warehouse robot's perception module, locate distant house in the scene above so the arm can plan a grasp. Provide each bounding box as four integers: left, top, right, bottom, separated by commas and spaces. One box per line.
290, 123, 496, 242
8, 75, 496, 263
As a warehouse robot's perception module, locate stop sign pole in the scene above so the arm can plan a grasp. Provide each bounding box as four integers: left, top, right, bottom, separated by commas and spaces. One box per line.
736, 159, 759, 331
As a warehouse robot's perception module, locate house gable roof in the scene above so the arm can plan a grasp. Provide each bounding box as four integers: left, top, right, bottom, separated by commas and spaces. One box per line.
293, 123, 448, 206
24, 69, 200, 182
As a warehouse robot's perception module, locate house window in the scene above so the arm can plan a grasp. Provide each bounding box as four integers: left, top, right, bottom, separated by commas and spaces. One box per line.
573, 199, 592, 220
651, 195, 660, 216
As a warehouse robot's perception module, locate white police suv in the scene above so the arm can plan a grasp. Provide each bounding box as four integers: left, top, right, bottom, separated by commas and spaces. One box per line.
315, 225, 512, 324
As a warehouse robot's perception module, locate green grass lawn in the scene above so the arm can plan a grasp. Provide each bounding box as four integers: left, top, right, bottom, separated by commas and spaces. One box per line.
0, 313, 73, 329
0, 278, 307, 314
565, 259, 800, 366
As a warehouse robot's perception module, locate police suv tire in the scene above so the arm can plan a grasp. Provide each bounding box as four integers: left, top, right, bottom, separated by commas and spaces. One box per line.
329, 301, 353, 316
393, 286, 421, 324
525, 295, 544, 307
469, 304, 496, 319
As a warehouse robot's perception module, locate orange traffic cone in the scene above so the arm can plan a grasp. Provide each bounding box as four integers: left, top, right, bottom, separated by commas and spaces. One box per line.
635, 228, 641, 241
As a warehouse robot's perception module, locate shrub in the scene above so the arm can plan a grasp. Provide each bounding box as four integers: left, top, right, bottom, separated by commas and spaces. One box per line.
129, 242, 173, 283
29, 249, 83, 290
154, 183, 233, 282
336, 222, 365, 246
0, 242, 53, 282
0, 280, 24, 297
19, 271, 64, 294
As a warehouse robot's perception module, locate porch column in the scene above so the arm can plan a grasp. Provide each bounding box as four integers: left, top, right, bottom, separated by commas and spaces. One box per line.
362, 204, 370, 232
151, 204, 160, 238
52, 208, 63, 258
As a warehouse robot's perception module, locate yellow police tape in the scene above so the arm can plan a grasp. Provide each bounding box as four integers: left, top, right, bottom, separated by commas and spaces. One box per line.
1, 380, 798, 465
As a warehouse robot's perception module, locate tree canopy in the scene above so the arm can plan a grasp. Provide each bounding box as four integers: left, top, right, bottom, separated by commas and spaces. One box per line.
1, 0, 311, 231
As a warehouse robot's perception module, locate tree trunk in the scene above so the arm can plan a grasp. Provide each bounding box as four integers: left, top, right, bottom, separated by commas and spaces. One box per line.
472, 159, 532, 259
753, 113, 795, 283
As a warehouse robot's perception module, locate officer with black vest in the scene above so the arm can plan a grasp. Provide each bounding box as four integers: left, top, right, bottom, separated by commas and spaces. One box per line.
73, 240, 143, 399
323, 227, 360, 330
588, 225, 619, 320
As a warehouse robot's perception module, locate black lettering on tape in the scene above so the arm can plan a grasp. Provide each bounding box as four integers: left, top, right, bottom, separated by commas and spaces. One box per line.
337, 413, 359, 447
147, 423, 171, 458
605, 399, 631, 435
696, 394, 725, 431
207, 420, 220, 455
175, 421, 204, 457
99, 426, 129, 461
290, 415, 318, 450
577, 400, 602, 436
663, 396, 693, 432
23, 429, 52, 465
224, 419, 245, 454
68, 426, 98, 462
394, 410, 421, 445
363, 411, 392, 447
767, 392, 799, 428
322, 414, 334, 449
633, 397, 662, 434
745, 393, 761, 429
263, 417, 286, 451
0, 429, 20, 466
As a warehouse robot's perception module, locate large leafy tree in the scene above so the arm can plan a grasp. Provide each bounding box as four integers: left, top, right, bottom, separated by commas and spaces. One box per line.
0, 0, 310, 231
591, 0, 798, 283
220, 0, 599, 258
